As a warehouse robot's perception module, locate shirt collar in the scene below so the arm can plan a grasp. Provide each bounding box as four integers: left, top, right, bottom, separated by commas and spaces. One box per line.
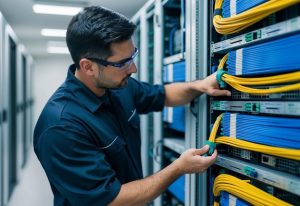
65, 64, 109, 113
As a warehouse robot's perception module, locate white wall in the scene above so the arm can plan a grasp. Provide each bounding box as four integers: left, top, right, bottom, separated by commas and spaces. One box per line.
33, 55, 73, 125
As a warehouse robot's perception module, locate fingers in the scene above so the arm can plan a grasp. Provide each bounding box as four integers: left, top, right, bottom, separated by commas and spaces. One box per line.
203, 149, 218, 164
210, 89, 231, 97
192, 145, 209, 156
196, 149, 218, 169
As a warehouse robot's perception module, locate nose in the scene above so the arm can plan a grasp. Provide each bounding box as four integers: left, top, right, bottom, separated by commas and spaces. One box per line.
128, 62, 137, 74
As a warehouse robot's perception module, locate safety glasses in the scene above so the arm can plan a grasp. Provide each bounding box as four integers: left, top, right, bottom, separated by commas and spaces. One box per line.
87, 47, 138, 69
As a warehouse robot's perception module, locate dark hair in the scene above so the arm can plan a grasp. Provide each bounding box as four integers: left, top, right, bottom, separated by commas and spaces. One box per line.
66, 6, 136, 69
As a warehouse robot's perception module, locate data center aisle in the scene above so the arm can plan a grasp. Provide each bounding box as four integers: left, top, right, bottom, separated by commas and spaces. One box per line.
8, 149, 52, 206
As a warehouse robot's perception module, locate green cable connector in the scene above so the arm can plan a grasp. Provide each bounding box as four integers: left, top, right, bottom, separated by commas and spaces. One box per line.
216, 70, 227, 89
244, 166, 258, 178
203, 140, 216, 157
244, 103, 260, 112
213, 101, 221, 109
245, 103, 252, 111
245, 30, 262, 42
252, 103, 260, 112
245, 33, 253, 42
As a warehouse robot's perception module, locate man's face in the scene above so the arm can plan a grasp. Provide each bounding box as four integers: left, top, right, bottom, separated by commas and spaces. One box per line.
93, 39, 137, 89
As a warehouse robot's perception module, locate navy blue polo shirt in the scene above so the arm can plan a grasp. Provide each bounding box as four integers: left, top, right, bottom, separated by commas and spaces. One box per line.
34, 64, 165, 206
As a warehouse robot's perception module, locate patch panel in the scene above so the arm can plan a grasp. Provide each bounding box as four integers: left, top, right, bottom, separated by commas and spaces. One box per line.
220, 146, 300, 177
212, 100, 300, 116
215, 155, 300, 196
211, 16, 300, 53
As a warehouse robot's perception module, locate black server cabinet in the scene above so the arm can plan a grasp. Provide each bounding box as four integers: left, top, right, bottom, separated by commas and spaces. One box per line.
8, 36, 17, 199
21, 54, 27, 167
8, 38, 17, 200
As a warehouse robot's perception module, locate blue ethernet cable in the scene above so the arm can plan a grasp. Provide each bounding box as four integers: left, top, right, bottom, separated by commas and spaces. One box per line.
222, 0, 267, 18
227, 32, 300, 75
222, 113, 300, 149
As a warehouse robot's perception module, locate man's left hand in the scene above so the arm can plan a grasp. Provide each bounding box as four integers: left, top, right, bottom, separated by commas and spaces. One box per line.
198, 72, 231, 97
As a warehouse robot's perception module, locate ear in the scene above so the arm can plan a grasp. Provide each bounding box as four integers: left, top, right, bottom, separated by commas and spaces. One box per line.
79, 58, 97, 76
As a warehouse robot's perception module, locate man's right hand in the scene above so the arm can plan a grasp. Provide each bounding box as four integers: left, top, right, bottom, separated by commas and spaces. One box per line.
174, 145, 218, 174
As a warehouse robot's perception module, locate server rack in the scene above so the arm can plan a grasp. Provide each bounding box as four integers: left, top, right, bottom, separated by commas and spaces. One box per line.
159, 0, 187, 205
18, 46, 32, 169
199, 1, 300, 205
1, 13, 34, 206
21, 52, 27, 167
3, 23, 19, 204
16, 45, 25, 173
132, 0, 191, 205
145, 1, 156, 182
184, 0, 210, 205
25, 56, 34, 162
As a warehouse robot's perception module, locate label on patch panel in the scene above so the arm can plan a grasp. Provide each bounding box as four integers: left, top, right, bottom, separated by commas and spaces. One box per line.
260, 102, 284, 114
260, 102, 300, 115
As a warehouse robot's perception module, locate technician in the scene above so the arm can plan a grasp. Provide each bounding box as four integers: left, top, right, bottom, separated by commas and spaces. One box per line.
34, 6, 231, 206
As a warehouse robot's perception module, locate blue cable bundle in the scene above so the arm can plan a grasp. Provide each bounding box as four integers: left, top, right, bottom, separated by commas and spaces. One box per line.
227, 32, 300, 76
220, 192, 249, 206
167, 175, 185, 203
222, 113, 300, 149
163, 106, 185, 132
222, 0, 267, 18
163, 61, 185, 83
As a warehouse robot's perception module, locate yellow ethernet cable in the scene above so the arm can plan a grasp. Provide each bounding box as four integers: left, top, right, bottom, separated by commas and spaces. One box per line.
216, 54, 300, 94
207, 114, 300, 161
213, 174, 292, 206
213, 0, 300, 34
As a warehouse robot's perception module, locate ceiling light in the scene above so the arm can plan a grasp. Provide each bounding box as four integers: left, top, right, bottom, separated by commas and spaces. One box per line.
47, 41, 67, 47
47, 46, 69, 54
41, 29, 66, 37
33, 4, 82, 16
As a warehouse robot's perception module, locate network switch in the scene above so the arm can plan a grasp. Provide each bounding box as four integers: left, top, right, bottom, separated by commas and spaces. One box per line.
221, 146, 300, 177
212, 100, 300, 116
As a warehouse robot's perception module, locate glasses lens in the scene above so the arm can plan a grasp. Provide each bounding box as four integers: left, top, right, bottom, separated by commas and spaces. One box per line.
122, 59, 134, 69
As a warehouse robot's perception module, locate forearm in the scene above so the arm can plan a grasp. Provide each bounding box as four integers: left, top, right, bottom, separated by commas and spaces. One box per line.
164, 80, 204, 107
109, 160, 183, 206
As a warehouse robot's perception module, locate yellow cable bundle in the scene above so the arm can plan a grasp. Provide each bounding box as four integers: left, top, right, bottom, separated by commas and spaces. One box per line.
213, 174, 292, 206
215, 137, 300, 161
217, 54, 300, 94
213, 0, 300, 34
209, 114, 300, 161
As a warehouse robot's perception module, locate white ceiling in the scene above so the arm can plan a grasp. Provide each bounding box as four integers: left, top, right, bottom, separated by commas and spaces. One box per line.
0, 0, 147, 59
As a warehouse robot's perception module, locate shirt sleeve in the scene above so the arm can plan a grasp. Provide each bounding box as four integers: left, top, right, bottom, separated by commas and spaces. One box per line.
35, 122, 121, 206
131, 78, 166, 114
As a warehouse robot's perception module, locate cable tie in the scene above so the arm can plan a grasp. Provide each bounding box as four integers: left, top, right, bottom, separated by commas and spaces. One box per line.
216, 69, 227, 89
214, 9, 222, 16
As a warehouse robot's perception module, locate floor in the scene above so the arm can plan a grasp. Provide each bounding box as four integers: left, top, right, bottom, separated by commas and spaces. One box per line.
8, 149, 53, 206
